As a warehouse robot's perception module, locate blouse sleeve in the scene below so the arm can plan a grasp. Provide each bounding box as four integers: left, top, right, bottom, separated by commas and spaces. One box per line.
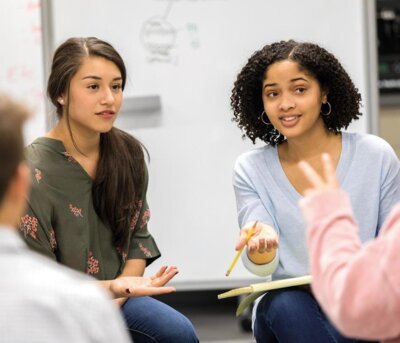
19, 181, 57, 261
127, 166, 161, 266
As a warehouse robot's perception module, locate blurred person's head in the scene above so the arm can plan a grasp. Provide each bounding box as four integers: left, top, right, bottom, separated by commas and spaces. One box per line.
0, 93, 30, 227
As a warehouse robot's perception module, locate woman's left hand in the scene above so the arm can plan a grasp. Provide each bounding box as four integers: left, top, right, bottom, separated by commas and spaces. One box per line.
109, 265, 178, 298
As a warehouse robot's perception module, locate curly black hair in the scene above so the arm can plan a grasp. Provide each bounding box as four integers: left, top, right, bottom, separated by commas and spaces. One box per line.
230, 40, 362, 145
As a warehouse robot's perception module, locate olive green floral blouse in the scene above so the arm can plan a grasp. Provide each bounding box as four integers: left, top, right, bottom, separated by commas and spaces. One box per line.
19, 137, 161, 280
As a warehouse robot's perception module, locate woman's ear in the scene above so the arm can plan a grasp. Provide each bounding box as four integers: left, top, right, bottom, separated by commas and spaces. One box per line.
57, 97, 65, 105
321, 88, 329, 104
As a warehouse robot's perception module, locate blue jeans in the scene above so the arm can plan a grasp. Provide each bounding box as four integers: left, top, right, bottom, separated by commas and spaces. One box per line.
254, 288, 377, 343
121, 296, 199, 343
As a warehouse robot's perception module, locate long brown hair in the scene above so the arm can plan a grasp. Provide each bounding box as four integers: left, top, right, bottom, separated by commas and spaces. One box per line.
47, 37, 146, 249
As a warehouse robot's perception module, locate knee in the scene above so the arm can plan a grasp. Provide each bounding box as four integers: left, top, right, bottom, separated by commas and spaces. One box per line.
122, 297, 198, 342
160, 313, 198, 342
258, 289, 313, 324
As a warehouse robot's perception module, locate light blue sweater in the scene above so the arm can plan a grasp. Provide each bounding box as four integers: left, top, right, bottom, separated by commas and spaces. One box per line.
233, 132, 400, 280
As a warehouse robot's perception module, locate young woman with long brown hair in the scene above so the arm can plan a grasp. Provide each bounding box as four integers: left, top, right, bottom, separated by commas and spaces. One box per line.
20, 37, 198, 343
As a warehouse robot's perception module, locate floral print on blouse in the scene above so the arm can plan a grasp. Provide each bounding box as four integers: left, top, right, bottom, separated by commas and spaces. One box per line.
19, 137, 161, 280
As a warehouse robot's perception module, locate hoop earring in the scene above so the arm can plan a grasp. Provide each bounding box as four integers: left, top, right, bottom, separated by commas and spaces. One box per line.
259, 111, 282, 145
260, 111, 272, 126
321, 102, 331, 116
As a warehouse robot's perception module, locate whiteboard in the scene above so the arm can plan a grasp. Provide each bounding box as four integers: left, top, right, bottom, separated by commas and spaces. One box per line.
0, 0, 46, 144
45, 0, 377, 289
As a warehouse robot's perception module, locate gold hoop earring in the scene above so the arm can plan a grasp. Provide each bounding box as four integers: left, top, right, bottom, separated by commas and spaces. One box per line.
321, 102, 331, 116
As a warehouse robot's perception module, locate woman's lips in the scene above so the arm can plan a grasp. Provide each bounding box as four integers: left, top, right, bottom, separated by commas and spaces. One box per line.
279, 115, 301, 127
96, 111, 115, 118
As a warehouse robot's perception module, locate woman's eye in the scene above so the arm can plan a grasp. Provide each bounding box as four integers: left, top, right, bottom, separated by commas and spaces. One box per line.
295, 87, 306, 93
112, 84, 122, 91
87, 84, 99, 90
267, 91, 278, 98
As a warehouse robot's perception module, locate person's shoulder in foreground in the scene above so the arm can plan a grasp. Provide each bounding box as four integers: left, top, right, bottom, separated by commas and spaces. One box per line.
0, 227, 131, 343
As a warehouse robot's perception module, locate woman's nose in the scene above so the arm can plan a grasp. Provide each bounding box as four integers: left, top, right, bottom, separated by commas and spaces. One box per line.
279, 96, 296, 111
101, 88, 115, 105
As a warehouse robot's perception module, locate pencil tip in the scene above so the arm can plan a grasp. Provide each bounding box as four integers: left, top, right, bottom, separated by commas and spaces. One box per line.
225, 271, 230, 277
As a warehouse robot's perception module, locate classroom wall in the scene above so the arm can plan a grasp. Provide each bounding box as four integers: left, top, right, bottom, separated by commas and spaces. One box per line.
0, 0, 46, 143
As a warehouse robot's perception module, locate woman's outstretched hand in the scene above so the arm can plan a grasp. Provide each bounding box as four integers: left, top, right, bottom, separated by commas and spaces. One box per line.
298, 153, 340, 197
110, 266, 178, 298
236, 221, 279, 253
235, 221, 279, 265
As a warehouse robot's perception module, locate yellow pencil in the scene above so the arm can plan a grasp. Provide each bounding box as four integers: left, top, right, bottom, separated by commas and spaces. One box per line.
225, 221, 258, 277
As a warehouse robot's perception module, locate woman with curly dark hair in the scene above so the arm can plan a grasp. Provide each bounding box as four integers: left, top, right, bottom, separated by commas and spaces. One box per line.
231, 40, 400, 343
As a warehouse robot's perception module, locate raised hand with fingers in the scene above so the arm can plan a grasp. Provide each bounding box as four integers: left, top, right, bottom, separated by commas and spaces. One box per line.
236, 221, 279, 265
298, 153, 340, 197
110, 265, 178, 298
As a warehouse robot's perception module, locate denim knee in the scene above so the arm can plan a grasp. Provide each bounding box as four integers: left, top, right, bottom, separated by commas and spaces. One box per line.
122, 296, 198, 343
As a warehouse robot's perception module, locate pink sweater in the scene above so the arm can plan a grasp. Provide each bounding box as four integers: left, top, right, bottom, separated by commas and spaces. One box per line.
300, 190, 400, 342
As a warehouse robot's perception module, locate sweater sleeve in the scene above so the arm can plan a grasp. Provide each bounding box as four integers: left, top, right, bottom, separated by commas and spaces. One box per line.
376, 137, 400, 232
300, 190, 400, 340
233, 155, 279, 276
